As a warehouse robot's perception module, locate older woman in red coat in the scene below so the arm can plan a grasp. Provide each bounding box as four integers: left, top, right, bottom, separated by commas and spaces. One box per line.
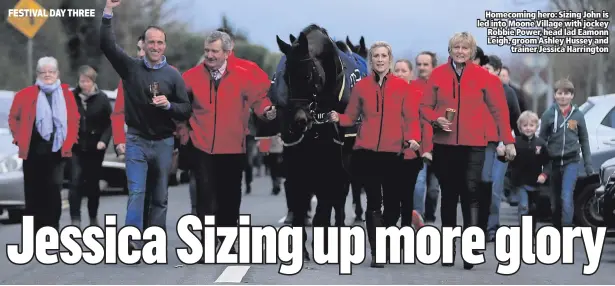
9, 56, 80, 231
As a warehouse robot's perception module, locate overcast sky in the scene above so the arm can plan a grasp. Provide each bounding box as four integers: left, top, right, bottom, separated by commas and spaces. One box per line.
170, 0, 548, 62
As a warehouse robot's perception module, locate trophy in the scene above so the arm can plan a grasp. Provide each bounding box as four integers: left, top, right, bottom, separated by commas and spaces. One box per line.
445, 108, 456, 122
149, 81, 159, 104
441, 108, 456, 132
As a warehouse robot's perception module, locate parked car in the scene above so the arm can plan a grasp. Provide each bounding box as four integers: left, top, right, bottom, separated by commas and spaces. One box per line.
63, 89, 182, 193
0, 91, 25, 223
596, 157, 615, 228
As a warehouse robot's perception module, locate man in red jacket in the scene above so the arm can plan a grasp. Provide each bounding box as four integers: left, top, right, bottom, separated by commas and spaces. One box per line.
409, 51, 440, 224
185, 28, 273, 215
181, 30, 276, 257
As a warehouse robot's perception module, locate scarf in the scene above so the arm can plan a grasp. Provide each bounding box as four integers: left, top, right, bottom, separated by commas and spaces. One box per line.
78, 84, 99, 111
35, 79, 68, 152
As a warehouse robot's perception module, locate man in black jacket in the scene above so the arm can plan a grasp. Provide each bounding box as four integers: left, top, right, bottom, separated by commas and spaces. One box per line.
100, 0, 191, 251
483, 54, 521, 241
501, 66, 529, 112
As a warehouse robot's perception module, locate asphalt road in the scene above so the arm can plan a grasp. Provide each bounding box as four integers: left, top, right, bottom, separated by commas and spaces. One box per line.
1, 174, 615, 284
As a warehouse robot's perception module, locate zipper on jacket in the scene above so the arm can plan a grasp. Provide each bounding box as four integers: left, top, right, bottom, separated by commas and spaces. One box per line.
561, 110, 566, 165
209, 79, 214, 104
210, 78, 218, 153
455, 81, 461, 145
376, 91, 380, 112
376, 78, 387, 151
452, 80, 456, 99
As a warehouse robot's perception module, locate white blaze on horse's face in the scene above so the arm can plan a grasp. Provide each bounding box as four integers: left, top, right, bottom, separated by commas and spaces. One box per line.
204, 39, 229, 71
371, 47, 390, 74
450, 41, 472, 64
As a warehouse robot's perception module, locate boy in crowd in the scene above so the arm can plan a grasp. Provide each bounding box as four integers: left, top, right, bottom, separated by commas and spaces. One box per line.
539, 78, 593, 230
509, 111, 550, 230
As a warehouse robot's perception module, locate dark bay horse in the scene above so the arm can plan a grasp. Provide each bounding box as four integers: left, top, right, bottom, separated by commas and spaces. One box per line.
346, 36, 368, 59
269, 24, 362, 257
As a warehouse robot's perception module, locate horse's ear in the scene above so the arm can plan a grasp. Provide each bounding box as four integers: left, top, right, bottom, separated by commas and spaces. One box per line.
346, 36, 354, 49
359, 36, 367, 56
289, 34, 296, 43
297, 32, 309, 53
276, 35, 291, 55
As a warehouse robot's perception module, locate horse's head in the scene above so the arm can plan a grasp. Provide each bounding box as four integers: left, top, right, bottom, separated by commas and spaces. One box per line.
346, 36, 368, 59
276, 25, 340, 135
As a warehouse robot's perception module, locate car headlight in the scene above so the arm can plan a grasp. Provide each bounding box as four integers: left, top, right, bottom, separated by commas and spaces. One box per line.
0, 153, 23, 173
601, 165, 615, 185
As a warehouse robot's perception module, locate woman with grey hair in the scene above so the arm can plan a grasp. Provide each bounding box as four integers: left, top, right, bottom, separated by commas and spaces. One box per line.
8, 56, 80, 231
69, 65, 112, 228
420, 32, 516, 269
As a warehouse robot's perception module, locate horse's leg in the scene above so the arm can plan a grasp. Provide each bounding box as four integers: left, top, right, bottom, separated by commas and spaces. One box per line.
334, 149, 352, 226
285, 146, 311, 260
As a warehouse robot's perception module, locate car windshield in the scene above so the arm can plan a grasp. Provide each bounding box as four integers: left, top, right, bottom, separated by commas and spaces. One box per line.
579, 100, 594, 114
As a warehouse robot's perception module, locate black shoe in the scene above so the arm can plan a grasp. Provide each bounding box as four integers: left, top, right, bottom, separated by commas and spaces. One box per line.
303, 248, 311, 261
272, 186, 281, 195
245, 185, 252, 194
370, 255, 384, 268
128, 242, 141, 264
463, 251, 480, 270
442, 247, 455, 267
284, 212, 293, 224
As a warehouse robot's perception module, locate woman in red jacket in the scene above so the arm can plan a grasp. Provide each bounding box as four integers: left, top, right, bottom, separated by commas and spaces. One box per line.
420, 32, 516, 270
8, 56, 80, 231
329, 41, 421, 268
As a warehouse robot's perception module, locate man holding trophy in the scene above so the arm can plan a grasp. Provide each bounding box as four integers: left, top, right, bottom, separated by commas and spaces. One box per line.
100, 0, 192, 255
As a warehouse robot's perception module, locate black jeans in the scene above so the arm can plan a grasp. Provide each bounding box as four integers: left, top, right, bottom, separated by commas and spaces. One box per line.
352, 149, 405, 254
193, 148, 245, 229
244, 136, 256, 188
69, 149, 105, 219
23, 151, 65, 231
400, 158, 423, 226
432, 144, 485, 229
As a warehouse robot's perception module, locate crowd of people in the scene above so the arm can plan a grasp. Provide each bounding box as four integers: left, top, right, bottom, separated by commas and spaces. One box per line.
6, 0, 594, 269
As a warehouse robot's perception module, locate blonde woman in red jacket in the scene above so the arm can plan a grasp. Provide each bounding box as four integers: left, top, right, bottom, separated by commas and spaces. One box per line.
329, 41, 421, 268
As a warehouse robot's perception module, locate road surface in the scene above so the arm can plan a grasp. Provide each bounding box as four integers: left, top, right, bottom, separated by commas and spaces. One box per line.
1, 175, 614, 284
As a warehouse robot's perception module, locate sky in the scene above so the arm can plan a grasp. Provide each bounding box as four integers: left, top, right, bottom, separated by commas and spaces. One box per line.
169, 0, 548, 62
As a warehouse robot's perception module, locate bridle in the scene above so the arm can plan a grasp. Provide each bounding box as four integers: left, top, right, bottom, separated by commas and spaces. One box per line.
281, 54, 345, 147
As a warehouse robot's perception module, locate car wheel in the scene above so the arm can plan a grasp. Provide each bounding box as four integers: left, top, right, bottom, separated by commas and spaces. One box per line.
180, 171, 191, 184
7, 209, 24, 224
168, 173, 179, 186
574, 182, 604, 228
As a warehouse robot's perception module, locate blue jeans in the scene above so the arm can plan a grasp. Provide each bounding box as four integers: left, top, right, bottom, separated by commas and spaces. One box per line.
482, 143, 509, 237
517, 185, 538, 216
550, 162, 580, 227
125, 133, 175, 235
414, 163, 439, 220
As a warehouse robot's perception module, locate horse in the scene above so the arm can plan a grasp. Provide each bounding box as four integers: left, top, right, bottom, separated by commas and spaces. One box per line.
336, 39, 368, 77
346, 36, 368, 59
259, 24, 363, 257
